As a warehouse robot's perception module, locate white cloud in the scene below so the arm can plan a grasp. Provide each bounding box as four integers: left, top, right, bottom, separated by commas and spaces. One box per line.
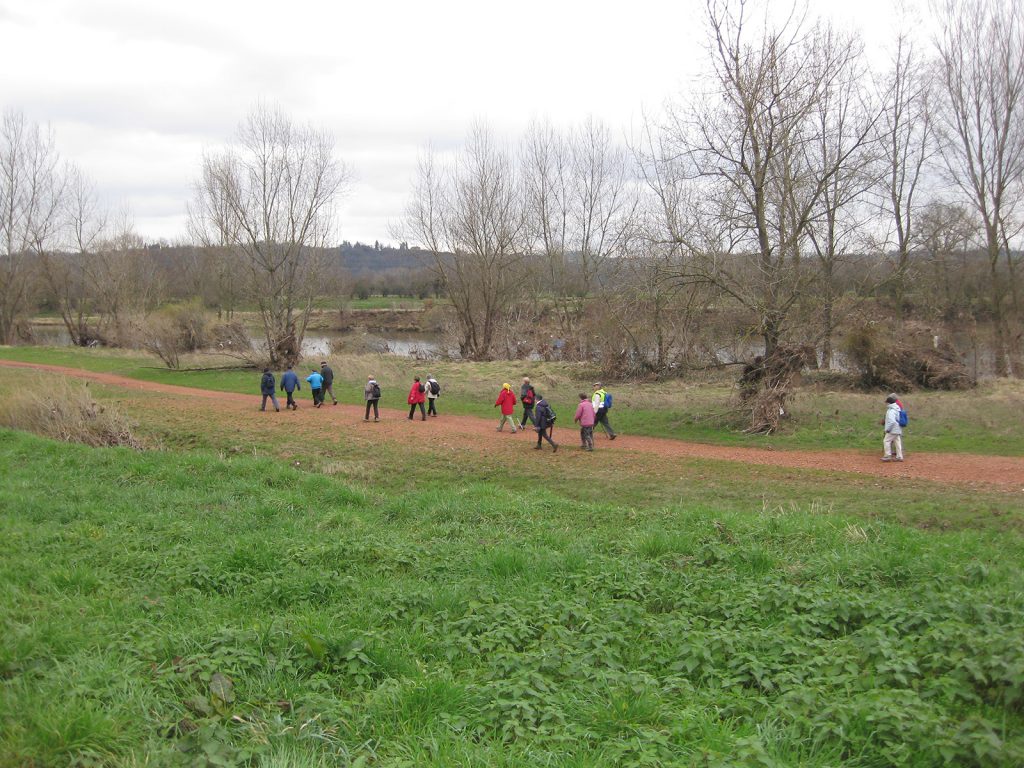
1, 0, 927, 245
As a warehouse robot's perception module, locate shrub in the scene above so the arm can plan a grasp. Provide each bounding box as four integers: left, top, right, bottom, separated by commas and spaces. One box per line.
0, 380, 143, 449
843, 322, 975, 391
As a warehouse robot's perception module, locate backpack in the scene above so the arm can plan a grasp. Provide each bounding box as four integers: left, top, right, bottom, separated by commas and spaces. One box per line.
522, 387, 535, 407
430, 380, 440, 396
604, 391, 613, 409
418, 383, 425, 393
898, 409, 908, 428
261, 372, 274, 390
371, 383, 382, 399
546, 403, 557, 423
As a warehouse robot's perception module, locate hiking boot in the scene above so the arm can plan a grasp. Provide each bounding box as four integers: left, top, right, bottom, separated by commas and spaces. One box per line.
881, 456, 892, 462
610, 434, 616, 440
374, 418, 380, 422
552, 443, 559, 453
275, 408, 280, 412
332, 400, 338, 405
895, 458, 904, 462
533, 445, 542, 450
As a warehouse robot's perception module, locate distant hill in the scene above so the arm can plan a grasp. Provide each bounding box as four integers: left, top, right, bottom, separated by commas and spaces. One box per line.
333, 241, 428, 275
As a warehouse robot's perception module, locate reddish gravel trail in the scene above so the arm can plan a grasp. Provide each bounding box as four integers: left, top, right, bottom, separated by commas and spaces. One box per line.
4, 358, 1023, 490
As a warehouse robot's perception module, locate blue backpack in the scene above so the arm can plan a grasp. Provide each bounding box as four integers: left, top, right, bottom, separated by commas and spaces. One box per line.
604, 391, 613, 409
898, 409, 908, 428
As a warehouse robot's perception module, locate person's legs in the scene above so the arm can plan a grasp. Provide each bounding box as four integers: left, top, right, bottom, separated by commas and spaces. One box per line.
409, 404, 416, 420
582, 425, 594, 450
542, 427, 558, 450
365, 401, 371, 420
893, 435, 904, 460
535, 429, 543, 448
428, 399, 437, 416
260, 394, 269, 411
883, 433, 895, 460
313, 388, 321, 406
271, 393, 280, 411
599, 412, 616, 439
498, 414, 512, 431
418, 402, 426, 420
372, 399, 379, 420
286, 391, 296, 409
520, 407, 535, 429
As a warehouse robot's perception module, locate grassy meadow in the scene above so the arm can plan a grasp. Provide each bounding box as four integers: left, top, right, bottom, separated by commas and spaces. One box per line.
1, 347, 1023, 766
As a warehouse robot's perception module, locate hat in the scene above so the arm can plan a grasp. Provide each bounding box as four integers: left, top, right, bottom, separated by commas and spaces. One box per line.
593, 382, 602, 388
888, 392, 898, 400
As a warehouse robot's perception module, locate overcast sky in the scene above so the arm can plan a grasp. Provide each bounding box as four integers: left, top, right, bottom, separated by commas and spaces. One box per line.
1, 0, 924, 246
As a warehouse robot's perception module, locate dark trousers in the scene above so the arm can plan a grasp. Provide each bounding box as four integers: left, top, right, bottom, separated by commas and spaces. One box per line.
580, 425, 594, 450
536, 426, 556, 448
311, 387, 323, 405
260, 393, 279, 411
409, 402, 426, 420
520, 405, 535, 427
323, 383, 336, 403
427, 398, 437, 416
364, 399, 379, 419
596, 409, 615, 437
284, 390, 297, 408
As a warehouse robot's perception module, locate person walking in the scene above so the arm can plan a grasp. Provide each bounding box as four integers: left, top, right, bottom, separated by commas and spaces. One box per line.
280, 365, 300, 410
519, 376, 536, 430
259, 368, 280, 412
592, 382, 616, 440
882, 395, 904, 462
364, 375, 381, 421
533, 394, 558, 452
408, 376, 427, 420
574, 392, 595, 451
425, 375, 440, 417
306, 368, 324, 408
495, 383, 518, 432
320, 361, 338, 405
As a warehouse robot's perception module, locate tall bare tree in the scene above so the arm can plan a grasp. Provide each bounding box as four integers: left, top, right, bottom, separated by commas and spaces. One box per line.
0, 110, 65, 344
934, 0, 1024, 375
648, 1, 875, 357
875, 31, 934, 321
522, 118, 636, 355
190, 105, 350, 365
406, 124, 527, 359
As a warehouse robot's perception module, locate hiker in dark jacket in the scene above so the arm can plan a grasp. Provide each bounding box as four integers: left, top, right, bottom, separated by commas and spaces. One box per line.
320, 361, 338, 405
533, 395, 558, 452
364, 376, 381, 421
259, 368, 280, 412
519, 376, 536, 429
280, 366, 300, 410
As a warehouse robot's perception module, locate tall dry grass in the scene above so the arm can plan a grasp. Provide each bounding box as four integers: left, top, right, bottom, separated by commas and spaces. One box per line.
0, 379, 144, 449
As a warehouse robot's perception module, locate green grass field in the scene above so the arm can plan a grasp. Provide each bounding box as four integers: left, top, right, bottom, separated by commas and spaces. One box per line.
3, 345, 1024, 455
2, 427, 1022, 767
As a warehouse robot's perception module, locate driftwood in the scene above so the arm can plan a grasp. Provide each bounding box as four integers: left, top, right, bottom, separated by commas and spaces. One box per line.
738, 344, 816, 433
844, 323, 975, 391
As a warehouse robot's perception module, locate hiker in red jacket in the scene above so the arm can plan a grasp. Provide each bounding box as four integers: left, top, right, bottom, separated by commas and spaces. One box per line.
495, 382, 518, 433
407, 376, 427, 421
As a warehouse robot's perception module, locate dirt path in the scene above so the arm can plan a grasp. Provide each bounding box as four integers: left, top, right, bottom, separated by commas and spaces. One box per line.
4, 358, 1024, 490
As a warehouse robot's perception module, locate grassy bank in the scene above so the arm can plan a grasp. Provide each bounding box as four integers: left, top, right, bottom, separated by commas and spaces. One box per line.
1, 428, 1022, 766
2, 345, 1024, 455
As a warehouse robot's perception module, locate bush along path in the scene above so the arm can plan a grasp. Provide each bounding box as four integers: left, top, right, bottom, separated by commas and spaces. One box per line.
2, 358, 1024, 489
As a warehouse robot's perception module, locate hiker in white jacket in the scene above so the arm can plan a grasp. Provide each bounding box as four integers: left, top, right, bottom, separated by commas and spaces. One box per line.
882, 396, 904, 462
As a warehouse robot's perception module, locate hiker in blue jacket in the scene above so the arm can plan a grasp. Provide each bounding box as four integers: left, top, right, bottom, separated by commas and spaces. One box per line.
306, 369, 324, 408
280, 365, 300, 410
259, 368, 280, 412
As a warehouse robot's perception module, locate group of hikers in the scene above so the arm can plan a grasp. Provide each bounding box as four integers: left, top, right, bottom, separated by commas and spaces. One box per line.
259, 365, 617, 452
494, 377, 615, 452
259, 364, 908, 460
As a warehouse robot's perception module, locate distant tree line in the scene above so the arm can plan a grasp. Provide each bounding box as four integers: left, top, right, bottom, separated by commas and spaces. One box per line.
1, 0, 1021, 379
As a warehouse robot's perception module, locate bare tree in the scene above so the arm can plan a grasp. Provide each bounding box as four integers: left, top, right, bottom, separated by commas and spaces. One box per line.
648, 1, 875, 357
406, 124, 527, 360
875, 30, 935, 321
934, 0, 1024, 375
522, 118, 636, 356
39, 166, 107, 345
190, 105, 350, 365
0, 110, 65, 344
805, 43, 880, 368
